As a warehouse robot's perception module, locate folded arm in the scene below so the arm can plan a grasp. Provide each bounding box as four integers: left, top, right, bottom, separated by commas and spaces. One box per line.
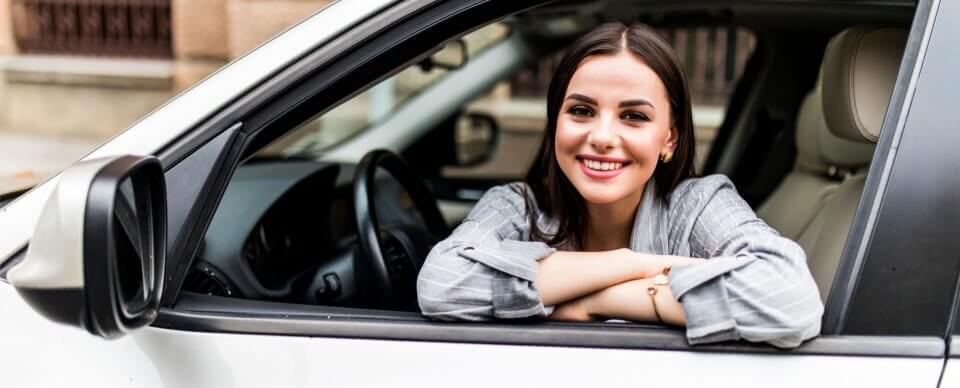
417, 184, 681, 320
555, 177, 823, 348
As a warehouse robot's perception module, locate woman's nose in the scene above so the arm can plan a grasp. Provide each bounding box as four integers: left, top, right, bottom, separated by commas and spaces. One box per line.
587, 115, 618, 150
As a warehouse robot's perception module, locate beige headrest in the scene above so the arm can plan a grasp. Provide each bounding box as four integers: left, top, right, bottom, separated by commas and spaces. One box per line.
796, 89, 875, 173
821, 27, 907, 143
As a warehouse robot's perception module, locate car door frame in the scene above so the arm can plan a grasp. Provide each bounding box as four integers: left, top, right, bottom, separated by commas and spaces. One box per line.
0, 0, 949, 365
821, 0, 960, 340
892, 0, 960, 384
141, 0, 949, 360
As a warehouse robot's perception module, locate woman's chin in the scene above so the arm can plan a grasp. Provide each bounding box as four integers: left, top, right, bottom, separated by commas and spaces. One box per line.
575, 185, 632, 205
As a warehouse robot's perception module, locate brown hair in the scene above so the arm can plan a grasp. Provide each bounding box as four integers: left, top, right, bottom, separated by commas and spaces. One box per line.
519, 21, 697, 250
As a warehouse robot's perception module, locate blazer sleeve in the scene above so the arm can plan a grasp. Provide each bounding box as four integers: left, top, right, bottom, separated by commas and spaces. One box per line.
667, 175, 824, 348
417, 184, 556, 321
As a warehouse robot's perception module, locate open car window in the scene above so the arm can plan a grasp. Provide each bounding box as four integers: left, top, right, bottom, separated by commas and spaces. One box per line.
172, 0, 923, 357
256, 22, 511, 159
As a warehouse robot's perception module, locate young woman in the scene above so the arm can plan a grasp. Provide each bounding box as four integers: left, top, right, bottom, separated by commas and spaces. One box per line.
416, 22, 822, 348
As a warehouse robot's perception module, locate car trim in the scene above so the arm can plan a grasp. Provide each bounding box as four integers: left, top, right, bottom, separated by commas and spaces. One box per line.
155, 297, 945, 358
0, 247, 25, 283
950, 337, 960, 358
160, 123, 245, 306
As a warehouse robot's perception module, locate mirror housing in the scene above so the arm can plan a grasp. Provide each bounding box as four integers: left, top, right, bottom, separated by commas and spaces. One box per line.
8, 155, 166, 339
418, 39, 469, 72
454, 112, 500, 166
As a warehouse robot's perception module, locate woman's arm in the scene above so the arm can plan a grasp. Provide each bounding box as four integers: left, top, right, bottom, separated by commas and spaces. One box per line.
555, 177, 823, 349
665, 176, 823, 348
536, 251, 702, 306
419, 183, 694, 320
548, 255, 702, 324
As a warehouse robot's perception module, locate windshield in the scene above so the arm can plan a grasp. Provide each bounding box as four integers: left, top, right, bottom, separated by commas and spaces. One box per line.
257, 23, 510, 159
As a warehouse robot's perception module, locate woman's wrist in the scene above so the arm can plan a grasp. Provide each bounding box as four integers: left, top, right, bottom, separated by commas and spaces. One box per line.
632, 251, 706, 278
618, 249, 670, 279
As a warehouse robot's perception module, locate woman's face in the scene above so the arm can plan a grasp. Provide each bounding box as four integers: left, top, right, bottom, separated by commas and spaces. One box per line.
555, 51, 677, 206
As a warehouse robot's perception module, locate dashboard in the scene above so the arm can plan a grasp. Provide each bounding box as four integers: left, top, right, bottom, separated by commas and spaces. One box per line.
184, 160, 360, 304
182, 158, 439, 307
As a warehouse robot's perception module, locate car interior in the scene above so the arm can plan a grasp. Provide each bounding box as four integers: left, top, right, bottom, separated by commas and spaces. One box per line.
177, 0, 916, 325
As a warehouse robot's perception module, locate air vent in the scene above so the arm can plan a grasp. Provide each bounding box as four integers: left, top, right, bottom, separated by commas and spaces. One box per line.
183, 262, 238, 297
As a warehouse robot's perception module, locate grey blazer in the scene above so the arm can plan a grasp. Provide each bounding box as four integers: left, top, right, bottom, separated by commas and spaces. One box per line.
416, 174, 823, 348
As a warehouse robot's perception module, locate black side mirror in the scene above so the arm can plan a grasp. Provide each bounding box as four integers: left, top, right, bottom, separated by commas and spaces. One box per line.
9, 155, 166, 339
454, 112, 500, 166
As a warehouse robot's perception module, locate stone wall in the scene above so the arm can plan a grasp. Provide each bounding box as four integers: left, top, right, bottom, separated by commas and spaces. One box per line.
226, 0, 330, 58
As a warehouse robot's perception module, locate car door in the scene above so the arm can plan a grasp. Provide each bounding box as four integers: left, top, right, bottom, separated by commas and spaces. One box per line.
0, 0, 952, 387
907, 0, 960, 386
149, 1, 947, 386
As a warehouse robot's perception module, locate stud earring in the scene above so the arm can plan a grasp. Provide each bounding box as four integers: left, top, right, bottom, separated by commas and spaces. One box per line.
660, 151, 673, 163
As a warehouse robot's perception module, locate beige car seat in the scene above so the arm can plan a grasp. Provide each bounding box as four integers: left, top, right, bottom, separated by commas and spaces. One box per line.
757, 81, 875, 242
801, 26, 908, 301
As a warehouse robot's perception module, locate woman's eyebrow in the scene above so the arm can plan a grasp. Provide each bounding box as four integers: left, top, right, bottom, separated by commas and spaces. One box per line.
566, 93, 597, 105
619, 99, 654, 109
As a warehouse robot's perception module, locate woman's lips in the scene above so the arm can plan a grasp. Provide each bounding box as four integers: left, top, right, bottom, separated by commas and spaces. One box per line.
577, 158, 627, 180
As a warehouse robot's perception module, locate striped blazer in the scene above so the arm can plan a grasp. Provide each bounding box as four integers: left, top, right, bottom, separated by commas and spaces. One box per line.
417, 174, 823, 348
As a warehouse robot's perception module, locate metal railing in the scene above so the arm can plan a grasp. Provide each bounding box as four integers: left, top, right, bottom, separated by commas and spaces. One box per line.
11, 0, 172, 58
511, 26, 756, 107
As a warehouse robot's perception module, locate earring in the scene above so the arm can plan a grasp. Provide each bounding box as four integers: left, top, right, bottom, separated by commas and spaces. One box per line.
660, 151, 673, 163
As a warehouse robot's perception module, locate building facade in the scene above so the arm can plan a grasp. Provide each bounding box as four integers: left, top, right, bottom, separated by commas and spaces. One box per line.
0, 0, 331, 138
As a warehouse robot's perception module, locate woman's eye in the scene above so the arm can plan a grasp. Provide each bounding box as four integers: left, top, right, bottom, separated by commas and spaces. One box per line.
621, 111, 650, 122
567, 106, 594, 117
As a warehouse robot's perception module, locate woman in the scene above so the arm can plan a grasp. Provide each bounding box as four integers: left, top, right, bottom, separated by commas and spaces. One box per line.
416, 22, 823, 348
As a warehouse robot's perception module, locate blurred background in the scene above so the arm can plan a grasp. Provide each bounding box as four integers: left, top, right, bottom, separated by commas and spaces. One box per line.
0, 0, 339, 193
0, 0, 753, 194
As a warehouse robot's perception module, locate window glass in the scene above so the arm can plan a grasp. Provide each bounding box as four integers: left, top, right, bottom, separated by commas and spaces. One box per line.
258, 23, 511, 158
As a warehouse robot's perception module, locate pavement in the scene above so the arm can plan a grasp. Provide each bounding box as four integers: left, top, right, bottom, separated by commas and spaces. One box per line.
0, 131, 103, 194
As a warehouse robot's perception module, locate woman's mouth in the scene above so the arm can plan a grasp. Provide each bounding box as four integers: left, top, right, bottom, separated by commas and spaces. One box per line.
577, 156, 630, 180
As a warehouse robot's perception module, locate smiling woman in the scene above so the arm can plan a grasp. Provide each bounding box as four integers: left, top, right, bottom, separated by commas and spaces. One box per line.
417, 22, 823, 348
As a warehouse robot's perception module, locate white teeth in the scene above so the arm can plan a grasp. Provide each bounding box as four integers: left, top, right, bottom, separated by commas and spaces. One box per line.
583, 159, 623, 171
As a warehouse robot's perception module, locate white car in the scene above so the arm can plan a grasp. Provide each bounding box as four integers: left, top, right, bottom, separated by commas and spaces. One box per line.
2, 0, 958, 386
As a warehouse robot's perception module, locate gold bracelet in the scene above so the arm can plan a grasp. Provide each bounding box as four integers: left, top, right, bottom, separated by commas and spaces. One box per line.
646, 266, 671, 323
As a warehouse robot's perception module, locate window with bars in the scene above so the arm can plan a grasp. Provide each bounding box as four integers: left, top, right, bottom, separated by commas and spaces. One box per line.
11, 0, 172, 58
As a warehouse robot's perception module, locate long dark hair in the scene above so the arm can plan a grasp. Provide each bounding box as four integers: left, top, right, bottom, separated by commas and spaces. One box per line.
519, 22, 697, 250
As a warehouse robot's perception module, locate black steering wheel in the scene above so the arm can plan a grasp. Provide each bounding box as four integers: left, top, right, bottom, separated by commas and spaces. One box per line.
353, 149, 450, 311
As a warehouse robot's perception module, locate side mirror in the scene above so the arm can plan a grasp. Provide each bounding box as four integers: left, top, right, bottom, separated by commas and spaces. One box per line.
454, 112, 500, 166
8, 155, 166, 339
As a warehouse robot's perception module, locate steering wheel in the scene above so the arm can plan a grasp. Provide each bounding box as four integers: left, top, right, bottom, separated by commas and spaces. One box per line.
353, 149, 450, 311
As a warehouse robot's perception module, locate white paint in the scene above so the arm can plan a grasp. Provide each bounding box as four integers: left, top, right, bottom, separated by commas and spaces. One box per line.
0, 0, 399, 263
7, 157, 116, 289
0, 282, 943, 387
941, 359, 960, 388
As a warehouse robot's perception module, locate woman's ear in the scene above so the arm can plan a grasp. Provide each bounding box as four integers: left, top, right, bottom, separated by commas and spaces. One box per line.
663, 125, 679, 153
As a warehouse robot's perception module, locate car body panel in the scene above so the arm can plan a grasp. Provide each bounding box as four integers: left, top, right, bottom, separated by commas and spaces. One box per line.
0, 282, 944, 388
